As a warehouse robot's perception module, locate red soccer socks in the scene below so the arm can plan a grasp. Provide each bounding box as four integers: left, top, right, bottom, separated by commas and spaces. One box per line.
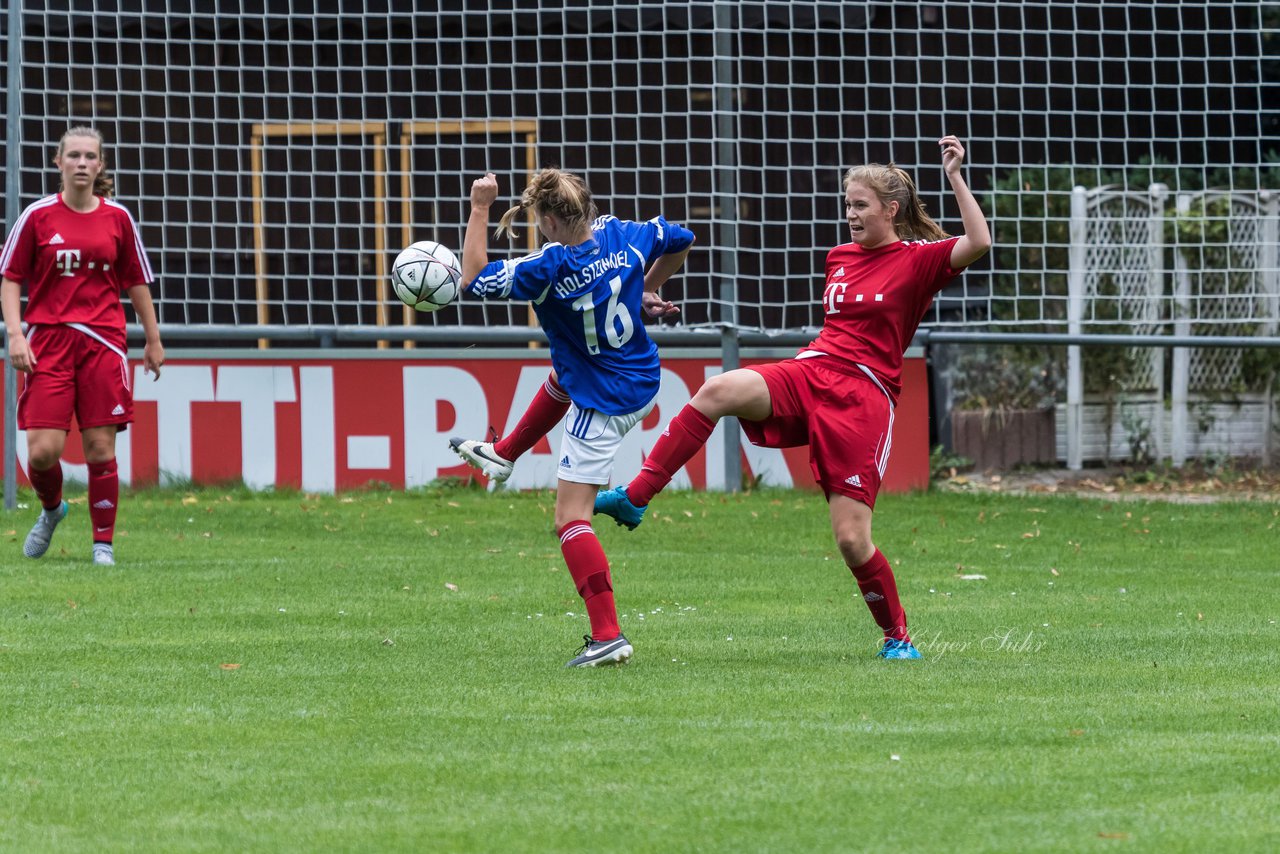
626, 404, 716, 507
494, 374, 571, 462
557, 520, 620, 641
27, 461, 64, 512
850, 548, 910, 642
87, 459, 119, 544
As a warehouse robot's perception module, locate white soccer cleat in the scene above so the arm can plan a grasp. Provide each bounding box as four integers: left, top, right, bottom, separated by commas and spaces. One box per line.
448, 437, 514, 483
24, 500, 69, 559
92, 543, 115, 567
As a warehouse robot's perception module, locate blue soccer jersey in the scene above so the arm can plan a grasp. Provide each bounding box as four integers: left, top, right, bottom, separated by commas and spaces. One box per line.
466, 215, 694, 415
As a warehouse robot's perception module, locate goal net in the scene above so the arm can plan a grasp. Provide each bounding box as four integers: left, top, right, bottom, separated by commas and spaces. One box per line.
2, 1, 1276, 342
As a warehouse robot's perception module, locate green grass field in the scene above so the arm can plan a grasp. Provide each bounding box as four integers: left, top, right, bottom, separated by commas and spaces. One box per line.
3, 484, 1277, 853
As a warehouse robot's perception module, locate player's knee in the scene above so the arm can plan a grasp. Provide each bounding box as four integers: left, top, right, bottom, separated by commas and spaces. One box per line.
836, 532, 874, 568
26, 443, 61, 471
554, 508, 591, 530
83, 442, 115, 463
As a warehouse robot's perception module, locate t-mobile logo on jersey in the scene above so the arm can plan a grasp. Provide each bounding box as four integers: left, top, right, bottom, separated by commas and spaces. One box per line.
824, 281, 849, 314
824, 281, 882, 314
55, 248, 81, 277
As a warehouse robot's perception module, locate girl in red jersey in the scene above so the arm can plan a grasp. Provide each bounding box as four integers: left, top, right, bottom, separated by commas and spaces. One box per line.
2, 126, 165, 566
595, 135, 992, 660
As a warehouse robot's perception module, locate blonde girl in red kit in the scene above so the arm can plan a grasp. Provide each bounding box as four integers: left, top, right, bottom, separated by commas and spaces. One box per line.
595, 135, 991, 660
1, 126, 165, 566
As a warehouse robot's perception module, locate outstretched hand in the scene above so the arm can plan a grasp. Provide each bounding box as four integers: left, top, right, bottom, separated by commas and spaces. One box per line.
642, 291, 680, 319
939, 135, 966, 175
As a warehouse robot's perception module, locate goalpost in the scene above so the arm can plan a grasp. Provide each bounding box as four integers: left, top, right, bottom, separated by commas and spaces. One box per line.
250, 120, 389, 347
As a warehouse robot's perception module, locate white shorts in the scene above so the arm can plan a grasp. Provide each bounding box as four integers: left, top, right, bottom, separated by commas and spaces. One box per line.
557, 399, 656, 485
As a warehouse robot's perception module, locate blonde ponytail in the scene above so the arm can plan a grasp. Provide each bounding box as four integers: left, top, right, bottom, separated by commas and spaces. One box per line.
495, 167, 597, 240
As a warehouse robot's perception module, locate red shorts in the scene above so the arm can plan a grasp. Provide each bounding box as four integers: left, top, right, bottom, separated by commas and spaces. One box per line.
18, 324, 133, 432
741, 356, 894, 508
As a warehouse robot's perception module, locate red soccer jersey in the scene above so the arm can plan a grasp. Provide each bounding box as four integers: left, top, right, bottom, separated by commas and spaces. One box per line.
1, 194, 154, 347
803, 236, 962, 403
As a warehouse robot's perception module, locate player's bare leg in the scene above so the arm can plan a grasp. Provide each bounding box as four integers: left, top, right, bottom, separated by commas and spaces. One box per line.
558, 480, 631, 667
830, 495, 920, 660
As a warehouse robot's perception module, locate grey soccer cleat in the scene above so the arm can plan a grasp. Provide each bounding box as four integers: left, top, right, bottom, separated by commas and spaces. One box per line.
24, 500, 69, 559
448, 437, 514, 483
92, 543, 116, 567
565, 634, 634, 668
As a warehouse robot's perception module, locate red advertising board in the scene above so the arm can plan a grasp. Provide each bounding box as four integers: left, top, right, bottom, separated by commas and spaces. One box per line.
2, 352, 930, 494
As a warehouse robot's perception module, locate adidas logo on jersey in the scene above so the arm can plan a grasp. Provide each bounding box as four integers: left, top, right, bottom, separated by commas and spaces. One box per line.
111, 404, 125, 415
93, 499, 115, 510
845, 474, 862, 487
49, 233, 65, 245
559, 455, 571, 468
832, 266, 845, 278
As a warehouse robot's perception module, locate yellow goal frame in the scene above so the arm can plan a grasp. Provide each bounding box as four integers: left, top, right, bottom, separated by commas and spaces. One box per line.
398, 120, 539, 348
250, 122, 388, 348
249, 119, 539, 350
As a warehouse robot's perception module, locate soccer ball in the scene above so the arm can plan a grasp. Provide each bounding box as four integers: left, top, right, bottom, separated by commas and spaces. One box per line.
391, 241, 462, 312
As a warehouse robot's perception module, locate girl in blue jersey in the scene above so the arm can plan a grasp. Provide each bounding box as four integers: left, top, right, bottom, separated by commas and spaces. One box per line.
457, 169, 694, 667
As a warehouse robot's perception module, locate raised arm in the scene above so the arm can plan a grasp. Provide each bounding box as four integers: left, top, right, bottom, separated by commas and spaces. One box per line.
939, 135, 992, 269
462, 172, 500, 285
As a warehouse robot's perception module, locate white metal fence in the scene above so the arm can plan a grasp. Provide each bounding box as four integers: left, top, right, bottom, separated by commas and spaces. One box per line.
1065, 186, 1279, 468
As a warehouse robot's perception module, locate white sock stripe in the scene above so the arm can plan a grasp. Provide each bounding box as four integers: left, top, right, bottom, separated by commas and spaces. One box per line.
559, 523, 595, 544
544, 380, 571, 402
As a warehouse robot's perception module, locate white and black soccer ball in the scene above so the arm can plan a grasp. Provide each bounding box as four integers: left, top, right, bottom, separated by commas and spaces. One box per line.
391, 240, 462, 312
